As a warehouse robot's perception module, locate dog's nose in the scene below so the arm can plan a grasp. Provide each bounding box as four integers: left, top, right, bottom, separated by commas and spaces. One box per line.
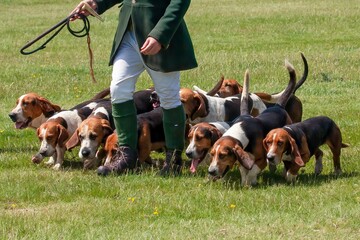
81, 149, 91, 157
185, 151, 193, 158
208, 166, 217, 176
267, 154, 275, 163
8, 113, 17, 122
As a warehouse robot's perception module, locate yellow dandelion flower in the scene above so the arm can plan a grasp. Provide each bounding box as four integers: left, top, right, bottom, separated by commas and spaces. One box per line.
230, 204, 236, 209
153, 207, 159, 215
128, 197, 135, 203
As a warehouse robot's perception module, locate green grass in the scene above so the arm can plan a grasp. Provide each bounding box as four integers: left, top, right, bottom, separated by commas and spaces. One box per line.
1, 0, 360, 239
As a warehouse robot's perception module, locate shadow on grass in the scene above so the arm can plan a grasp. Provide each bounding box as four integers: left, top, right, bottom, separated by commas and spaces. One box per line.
43, 156, 359, 190
215, 169, 360, 190
174, 161, 360, 190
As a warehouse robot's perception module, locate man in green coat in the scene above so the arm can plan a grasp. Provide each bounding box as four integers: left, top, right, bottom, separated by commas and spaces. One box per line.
72, 0, 197, 176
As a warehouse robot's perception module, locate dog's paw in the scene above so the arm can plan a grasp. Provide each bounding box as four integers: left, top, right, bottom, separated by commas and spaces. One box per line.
314, 160, 323, 175
286, 171, 297, 183
45, 157, 55, 166
52, 163, 61, 171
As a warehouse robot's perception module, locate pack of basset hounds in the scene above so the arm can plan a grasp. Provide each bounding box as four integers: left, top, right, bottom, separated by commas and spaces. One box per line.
8, 53, 349, 185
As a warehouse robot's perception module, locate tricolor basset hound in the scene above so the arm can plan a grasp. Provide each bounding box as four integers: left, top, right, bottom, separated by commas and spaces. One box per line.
263, 116, 349, 182
65, 100, 114, 170
186, 121, 230, 173
194, 53, 308, 123
32, 101, 101, 170
179, 88, 261, 125
208, 60, 296, 186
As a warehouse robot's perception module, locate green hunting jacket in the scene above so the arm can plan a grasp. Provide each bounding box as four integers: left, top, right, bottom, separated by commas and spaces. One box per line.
95, 0, 198, 72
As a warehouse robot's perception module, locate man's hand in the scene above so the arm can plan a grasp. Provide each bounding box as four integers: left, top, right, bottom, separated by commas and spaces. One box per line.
70, 0, 98, 21
140, 37, 162, 55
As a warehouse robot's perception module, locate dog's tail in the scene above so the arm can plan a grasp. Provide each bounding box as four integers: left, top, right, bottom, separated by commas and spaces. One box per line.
293, 52, 308, 94
91, 87, 110, 100
342, 143, 350, 148
240, 69, 250, 115
259, 52, 308, 102
276, 60, 296, 108
205, 75, 225, 96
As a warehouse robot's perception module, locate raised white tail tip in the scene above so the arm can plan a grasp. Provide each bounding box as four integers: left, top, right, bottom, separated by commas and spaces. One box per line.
284, 59, 295, 72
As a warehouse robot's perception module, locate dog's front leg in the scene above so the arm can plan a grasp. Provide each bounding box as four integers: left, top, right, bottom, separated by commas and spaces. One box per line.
239, 166, 248, 186
52, 147, 65, 170
245, 165, 261, 186
45, 152, 56, 166
314, 149, 324, 175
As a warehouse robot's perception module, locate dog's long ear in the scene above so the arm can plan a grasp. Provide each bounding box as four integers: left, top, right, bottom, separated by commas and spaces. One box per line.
36, 127, 41, 140
100, 119, 113, 143
210, 128, 222, 145
37, 97, 61, 117
288, 135, 304, 167
262, 135, 270, 152
191, 93, 207, 120
233, 144, 254, 170
57, 125, 69, 148
65, 129, 80, 150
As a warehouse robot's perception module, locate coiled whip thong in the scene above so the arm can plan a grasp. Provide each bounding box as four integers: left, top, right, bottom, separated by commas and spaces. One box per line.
20, 3, 103, 83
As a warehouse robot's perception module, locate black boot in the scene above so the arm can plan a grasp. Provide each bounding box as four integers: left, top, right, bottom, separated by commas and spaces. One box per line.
97, 146, 138, 176
159, 149, 183, 176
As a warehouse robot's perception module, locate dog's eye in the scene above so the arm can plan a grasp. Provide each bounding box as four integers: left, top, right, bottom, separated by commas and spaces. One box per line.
195, 135, 202, 141
277, 141, 283, 147
89, 133, 97, 140
266, 141, 272, 146
79, 135, 84, 141
218, 153, 225, 159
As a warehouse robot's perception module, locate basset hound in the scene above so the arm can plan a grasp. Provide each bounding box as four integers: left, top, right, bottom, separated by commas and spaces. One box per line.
179, 88, 261, 125
186, 121, 230, 173
8, 87, 110, 130
194, 53, 308, 123
263, 116, 349, 182
66, 100, 114, 170
9, 93, 61, 129
32, 101, 102, 170
208, 60, 296, 186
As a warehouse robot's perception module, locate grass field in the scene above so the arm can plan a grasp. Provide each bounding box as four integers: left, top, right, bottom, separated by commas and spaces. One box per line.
1, 0, 360, 239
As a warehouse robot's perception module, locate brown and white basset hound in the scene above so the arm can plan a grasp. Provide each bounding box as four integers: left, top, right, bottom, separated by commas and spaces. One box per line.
65, 100, 114, 170
32, 101, 102, 170
185, 121, 230, 173
9, 93, 61, 129
195, 53, 308, 123
8, 88, 110, 130
263, 116, 349, 182
179, 87, 263, 125
208, 60, 296, 186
